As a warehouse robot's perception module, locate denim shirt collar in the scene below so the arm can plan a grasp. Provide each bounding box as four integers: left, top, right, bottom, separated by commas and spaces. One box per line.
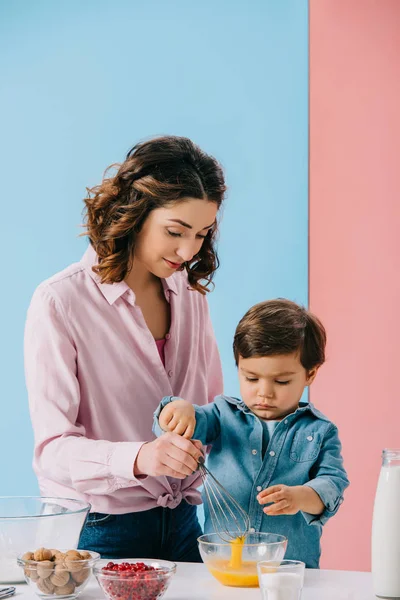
220, 395, 331, 424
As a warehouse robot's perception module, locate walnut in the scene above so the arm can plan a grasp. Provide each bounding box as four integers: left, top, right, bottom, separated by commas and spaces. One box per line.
72, 568, 90, 584
65, 561, 82, 573
50, 567, 70, 588
22, 551, 34, 561
65, 550, 82, 560
65, 552, 84, 573
37, 560, 54, 579
33, 547, 53, 562
37, 578, 55, 594
24, 566, 39, 581
55, 580, 75, 595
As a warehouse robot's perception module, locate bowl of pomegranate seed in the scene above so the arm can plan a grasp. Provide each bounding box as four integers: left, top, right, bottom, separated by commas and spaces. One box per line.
94, 559, 176, 600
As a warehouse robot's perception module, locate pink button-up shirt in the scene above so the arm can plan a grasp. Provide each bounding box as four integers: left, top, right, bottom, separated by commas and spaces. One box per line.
24, 245, 223, 514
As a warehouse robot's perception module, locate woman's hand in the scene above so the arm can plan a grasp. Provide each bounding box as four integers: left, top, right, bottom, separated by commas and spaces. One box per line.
159, 399, 196, 439
134, 432, 203, 479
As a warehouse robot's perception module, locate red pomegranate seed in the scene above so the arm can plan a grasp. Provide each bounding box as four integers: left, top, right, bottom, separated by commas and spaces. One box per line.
100, 561, 168, 600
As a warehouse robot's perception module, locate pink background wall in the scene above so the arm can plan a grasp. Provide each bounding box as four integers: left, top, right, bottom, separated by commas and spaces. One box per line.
309, 0, 400, 571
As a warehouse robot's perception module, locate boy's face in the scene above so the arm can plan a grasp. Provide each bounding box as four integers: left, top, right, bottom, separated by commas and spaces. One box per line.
238, 352, 318, 421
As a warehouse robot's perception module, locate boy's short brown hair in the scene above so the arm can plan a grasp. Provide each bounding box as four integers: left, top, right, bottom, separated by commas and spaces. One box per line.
233, 299, 326, 371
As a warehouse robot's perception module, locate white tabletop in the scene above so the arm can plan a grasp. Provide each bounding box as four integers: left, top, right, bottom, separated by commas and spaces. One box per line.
8, 563, 376, 600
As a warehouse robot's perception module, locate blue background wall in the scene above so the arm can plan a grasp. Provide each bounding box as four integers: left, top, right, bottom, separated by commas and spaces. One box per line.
0, 0, 308, 496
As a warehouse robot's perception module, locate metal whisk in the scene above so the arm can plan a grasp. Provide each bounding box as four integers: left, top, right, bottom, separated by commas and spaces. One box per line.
198, 455, 250, 542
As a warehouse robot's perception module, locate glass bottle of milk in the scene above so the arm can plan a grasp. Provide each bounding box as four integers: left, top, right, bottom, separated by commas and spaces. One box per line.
372, 449, 400, 599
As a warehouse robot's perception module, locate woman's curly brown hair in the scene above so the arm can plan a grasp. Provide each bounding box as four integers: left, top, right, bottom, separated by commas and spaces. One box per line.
83, 136, 226, 294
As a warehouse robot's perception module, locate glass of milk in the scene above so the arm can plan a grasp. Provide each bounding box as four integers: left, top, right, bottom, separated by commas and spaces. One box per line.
257, 560, 305, 600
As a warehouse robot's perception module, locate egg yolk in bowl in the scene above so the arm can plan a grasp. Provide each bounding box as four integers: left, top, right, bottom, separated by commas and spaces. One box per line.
207, 537, 259, 587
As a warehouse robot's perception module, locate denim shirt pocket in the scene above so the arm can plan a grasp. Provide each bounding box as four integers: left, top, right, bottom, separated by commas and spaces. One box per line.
289, 431, 323, 463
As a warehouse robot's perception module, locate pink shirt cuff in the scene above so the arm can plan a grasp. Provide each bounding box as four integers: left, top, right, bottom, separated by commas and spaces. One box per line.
109, 441, 148, 485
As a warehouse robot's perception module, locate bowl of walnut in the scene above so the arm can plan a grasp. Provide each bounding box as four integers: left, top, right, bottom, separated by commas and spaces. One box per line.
17, 547, 100, 599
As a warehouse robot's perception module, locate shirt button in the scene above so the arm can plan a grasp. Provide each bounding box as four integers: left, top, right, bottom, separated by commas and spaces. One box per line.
257, 486, 262, 492
307, 435, 313, 442
249, 527, 255, 533
284, 420, 288, 425
166, 333, 171, 340
339, 498, 344, 504
252, 449, 257, 455
171, 483, 177, 491
269, 450, 276, 457
168, 370, 173, 377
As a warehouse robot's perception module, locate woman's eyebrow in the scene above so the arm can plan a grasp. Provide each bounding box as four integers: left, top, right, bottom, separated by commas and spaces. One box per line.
167, 219, 215, 230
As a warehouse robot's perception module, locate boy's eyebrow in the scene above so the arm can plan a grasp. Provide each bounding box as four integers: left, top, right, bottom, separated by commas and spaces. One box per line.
167, 219, 215, 230
241, 368, 297, 377
272, 371, 297, 376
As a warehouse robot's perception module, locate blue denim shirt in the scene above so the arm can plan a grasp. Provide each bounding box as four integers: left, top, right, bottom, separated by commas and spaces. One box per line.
153, 395, 349, 568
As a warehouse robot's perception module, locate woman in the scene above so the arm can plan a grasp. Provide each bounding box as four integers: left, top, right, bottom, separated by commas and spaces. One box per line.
24, 136, 226, 561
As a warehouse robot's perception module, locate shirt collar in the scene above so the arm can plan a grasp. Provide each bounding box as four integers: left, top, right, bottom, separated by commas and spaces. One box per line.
162, 272, 178, 296
223, 395, 319, 421
81, 244, 178, 305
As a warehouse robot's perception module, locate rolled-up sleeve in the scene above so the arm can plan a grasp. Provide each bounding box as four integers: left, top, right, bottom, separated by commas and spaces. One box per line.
302, 424, 350, 526
25, 286, 145, 495
152, 396, 176, 438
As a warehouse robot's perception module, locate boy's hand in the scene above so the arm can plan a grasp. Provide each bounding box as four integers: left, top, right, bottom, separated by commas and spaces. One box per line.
257, 484, 324, 516
159, 399, 196, 439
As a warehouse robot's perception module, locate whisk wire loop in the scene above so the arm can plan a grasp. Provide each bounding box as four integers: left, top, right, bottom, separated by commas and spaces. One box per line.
198, 456, 250, 543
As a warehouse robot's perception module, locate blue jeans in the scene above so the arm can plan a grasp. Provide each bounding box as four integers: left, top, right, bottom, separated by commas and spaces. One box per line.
78, 501, 203, 562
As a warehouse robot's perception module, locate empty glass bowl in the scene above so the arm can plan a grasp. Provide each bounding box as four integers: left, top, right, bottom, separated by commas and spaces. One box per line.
0, 497, 90, 583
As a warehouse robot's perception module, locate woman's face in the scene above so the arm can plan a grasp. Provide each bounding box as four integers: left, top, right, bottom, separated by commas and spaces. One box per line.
133, 198, 218, 279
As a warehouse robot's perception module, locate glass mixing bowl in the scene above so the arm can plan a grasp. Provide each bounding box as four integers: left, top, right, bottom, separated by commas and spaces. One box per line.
0, 497, 90, 583
198, 532, 287, 587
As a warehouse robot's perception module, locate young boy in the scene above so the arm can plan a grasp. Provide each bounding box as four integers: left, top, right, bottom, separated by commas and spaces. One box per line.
153, 299, 349, 568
